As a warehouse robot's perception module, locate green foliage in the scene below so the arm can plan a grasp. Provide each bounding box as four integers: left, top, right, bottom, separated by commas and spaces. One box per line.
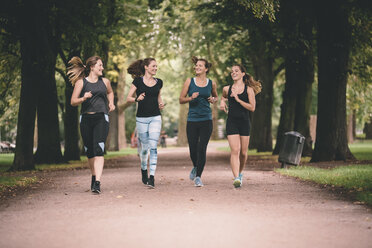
277, 165, 372, 205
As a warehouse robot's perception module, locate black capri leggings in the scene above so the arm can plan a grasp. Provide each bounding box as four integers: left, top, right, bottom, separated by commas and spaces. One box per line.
80, 113, 109, 158
186, 120, 213, 177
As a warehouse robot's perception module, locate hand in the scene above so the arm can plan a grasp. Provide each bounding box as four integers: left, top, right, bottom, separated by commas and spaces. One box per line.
159, 102, 165, 110
230, 88, 240, 101
109, 103, 115, 112
137, 92, 145, 102
83, 91, 92, 100
208, 96, 216, 104
220, 101, 228, 113
191, 92, 199, 100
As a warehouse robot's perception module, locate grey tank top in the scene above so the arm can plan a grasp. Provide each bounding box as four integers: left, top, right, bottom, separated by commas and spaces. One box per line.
80, 77, 109, 114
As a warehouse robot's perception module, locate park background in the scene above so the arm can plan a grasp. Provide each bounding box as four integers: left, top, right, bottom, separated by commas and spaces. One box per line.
0, 0, 371, 170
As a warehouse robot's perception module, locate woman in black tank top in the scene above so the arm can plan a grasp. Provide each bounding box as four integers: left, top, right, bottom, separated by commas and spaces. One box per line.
220, 64, 261, 188
68, 56, 115, 194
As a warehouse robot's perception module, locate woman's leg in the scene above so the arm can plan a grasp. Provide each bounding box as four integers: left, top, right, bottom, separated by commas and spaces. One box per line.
148, 116, 162, 176
186, 121, 199, 168
136, 117, 150, 171
195, 120, 213, 177
227, 134, 241, 178
92, 114, 109, 182
239, 136, 250, 173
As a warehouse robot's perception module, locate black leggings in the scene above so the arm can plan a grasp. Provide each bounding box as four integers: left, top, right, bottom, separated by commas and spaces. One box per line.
186, 120, 213, 177
80, 113, 109, 158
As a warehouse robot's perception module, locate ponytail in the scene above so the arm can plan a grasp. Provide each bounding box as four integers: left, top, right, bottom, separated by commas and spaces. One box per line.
67, 55, 102, 86
67, 56, 86, 86
243, 74, 262, 95
127, 57, 156, 78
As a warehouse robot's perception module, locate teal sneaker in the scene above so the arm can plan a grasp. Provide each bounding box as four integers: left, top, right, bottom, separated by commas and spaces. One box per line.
189, 167, 197, 181
239, 173, 243, 186
233, 177, 241, 188
194, 177, 204, 187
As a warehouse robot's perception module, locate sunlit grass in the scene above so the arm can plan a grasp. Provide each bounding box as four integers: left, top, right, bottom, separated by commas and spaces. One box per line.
277, 165, 372, 205
0, 176, 38, 190
349, 140, 372, 160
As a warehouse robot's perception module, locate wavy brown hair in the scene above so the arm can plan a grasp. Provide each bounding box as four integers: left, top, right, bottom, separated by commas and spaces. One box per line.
191, 56, 212, 74
67, 56, 102, 86
127, 58, 156, 78
233, 64, 262, 95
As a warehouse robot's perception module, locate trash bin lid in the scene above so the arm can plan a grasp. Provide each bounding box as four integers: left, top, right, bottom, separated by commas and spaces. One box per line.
284, 131, 305, 138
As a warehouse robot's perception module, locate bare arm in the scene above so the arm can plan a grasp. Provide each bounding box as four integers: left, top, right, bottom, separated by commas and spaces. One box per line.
207, 80, 218, 104
158, 89, 165, 110
179, 78, 198, 104
71, 79, 92, 106
103, 78, 115, 112
219, 86, 229, 113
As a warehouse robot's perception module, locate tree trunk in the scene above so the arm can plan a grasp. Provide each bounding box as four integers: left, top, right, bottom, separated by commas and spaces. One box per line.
347, 113, 354, 143
250, 55, 274, 152
364, 121, 372, 139
311, 1, 355, 161
117, 68, 127, 149
107, 83, 119, 151
273, 0, 314, 156
177, 104, 188, 146
33, 51, 64, 164
11, 0, 48, 170
62, 49, 82, 161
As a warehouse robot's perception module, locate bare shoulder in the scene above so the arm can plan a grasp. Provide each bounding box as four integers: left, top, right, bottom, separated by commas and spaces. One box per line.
102, 77, 110, 84
247, 86, 255, 94
75, 79, 84, 87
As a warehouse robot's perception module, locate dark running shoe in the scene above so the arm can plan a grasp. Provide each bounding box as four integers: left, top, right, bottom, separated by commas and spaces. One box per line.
91, 175, 96, 191
92, 181, 101, 194
141, 169, 148, 185
148, 175, 155, 188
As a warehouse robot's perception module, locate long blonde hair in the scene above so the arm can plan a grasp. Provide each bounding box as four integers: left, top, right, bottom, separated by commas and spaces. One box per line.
67, 56, 102, 86
233, 64, 262, 95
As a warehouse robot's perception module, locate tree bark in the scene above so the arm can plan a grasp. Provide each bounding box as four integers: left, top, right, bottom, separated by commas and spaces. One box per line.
311, 1, 355, 161
273, 0, 314, 156
250, 55, 274, 152
11, 0, 48, 170
177, 104, 188, 146
117, 68, 127, 149
107, 83, 119, 151
363, 121, 372, 139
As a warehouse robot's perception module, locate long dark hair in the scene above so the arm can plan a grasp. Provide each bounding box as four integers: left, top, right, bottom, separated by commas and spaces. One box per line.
127, 58, 156, 78
233, 64, 262, 95
67, 56, 102, 86
192, 56, 212, 74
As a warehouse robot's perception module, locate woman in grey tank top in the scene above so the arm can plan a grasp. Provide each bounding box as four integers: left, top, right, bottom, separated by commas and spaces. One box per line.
68, 56, 115, 194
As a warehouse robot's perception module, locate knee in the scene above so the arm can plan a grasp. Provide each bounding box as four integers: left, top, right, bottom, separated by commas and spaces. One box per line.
230, 148, 240, 156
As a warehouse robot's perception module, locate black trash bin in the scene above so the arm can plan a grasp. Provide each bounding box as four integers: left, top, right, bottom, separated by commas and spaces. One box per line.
278, 131, 305, 168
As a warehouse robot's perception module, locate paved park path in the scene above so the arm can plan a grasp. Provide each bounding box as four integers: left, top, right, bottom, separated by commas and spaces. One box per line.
0, 141, 371, 248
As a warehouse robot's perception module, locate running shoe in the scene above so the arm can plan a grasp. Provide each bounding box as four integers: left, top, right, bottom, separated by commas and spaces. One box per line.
189, 167, 197, 181
91, 175, 96, 191
233, 177, 241, 188
239, 173, 243, 186
141, 169, 148, 185
194, 177, 204, 187
148, 175, 155, 188
92, 181, 101, 194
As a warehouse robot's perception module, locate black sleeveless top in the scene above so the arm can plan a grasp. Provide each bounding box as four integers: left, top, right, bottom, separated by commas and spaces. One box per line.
80, 77, 109, 114
132, 77, 163, 117
227, 84, 250, 121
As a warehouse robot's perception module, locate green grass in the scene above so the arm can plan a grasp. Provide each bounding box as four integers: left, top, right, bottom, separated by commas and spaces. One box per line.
0, 176, 38, 190
349, 140, 372, 160
277, 165, 372, 205
0, 148, 138, 190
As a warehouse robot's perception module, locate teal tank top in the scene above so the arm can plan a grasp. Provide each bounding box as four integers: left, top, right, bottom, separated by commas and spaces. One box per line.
187, 78, 212, 122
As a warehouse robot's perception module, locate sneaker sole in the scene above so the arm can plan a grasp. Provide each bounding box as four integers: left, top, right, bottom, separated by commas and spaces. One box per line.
147, 184, 155, 189
233, 180, 241, 188
194, 184, 203, 187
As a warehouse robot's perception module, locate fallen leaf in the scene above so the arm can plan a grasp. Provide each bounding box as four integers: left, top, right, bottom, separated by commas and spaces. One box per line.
116, 195, 123, 199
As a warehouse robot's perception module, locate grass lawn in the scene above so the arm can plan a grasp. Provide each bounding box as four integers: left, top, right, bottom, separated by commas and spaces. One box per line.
276, 140, 372, 205
0, 148, 138, 191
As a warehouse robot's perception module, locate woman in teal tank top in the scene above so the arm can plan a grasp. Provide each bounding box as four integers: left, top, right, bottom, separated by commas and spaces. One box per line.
179, 56, 218, 187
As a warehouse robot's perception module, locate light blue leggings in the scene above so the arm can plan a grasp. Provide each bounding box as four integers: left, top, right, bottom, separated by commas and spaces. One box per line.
136, 115, 162, 176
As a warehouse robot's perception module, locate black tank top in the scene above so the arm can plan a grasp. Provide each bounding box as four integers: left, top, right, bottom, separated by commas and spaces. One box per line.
227, 84, 250, 121
80, 77, 109, 114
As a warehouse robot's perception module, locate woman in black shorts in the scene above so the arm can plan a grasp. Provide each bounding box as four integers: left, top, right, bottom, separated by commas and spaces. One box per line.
68, 56, 115, 194
220, 64, 261, 188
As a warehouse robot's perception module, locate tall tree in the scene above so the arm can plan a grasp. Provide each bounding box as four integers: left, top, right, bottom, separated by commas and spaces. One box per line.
273, 0, 315, 156
311, 0, 355, 161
